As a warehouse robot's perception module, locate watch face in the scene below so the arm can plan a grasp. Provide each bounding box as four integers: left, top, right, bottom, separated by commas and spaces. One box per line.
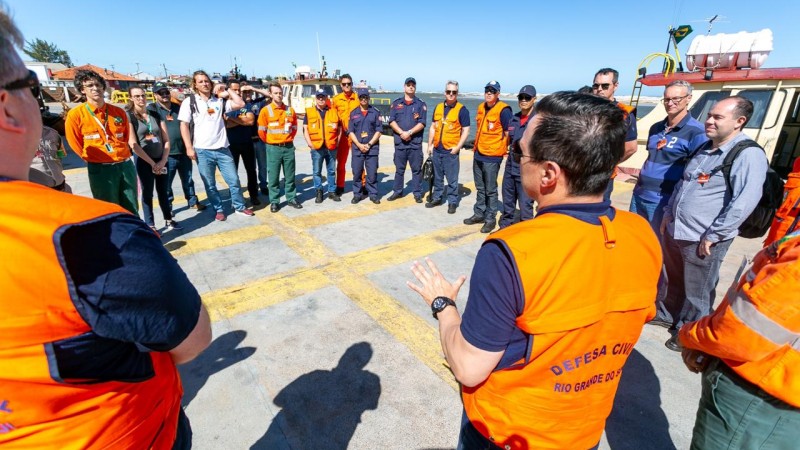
432, 297, 447, 311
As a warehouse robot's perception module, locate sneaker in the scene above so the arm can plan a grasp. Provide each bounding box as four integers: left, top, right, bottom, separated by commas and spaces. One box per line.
165, 220, 183, 231
215, 212, 226, 221
463, 214, 485, 225
387, 192, 402, 201
328, 192, 341, 202
192, 202, 207, 211
235, 208, 255, 217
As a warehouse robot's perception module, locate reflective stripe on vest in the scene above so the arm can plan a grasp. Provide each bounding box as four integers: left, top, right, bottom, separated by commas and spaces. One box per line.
462, 210, 661, 449
474, 101, 509, 157
0, 180, 182, 448
263, 104, 295, 143
730, 290, 800, 350
432, 102, 464, 150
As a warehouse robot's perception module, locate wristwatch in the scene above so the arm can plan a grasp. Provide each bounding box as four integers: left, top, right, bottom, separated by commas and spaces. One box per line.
431, 296, 457, 319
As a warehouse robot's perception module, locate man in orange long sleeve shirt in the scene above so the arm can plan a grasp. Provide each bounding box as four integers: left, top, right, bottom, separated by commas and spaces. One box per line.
64, 69, 138, 214
331, 74, 360, 195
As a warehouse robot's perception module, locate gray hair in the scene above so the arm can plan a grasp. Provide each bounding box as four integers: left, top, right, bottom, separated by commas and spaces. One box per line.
445, 80, 459, 89
0, 4, 26, 86
665, 80, 693, 95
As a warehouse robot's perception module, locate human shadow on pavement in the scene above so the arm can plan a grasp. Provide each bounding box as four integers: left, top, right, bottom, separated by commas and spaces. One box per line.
605, 349, 676, 450
178, 330, 256, 407
250, 342, 381, 450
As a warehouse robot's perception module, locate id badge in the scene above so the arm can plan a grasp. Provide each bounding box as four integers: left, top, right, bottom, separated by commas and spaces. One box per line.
104, 143, 114, 153
166, 115, 174, 121
207, 107, 216, 114
697, 173, 710, 185
656, 138, 667, 150
361, 131, 368, 138
488, 122, 494, 130
150, 136, 159, 144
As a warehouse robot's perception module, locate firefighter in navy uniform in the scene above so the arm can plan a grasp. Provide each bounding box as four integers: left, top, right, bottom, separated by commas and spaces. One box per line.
387, 77, 427, 203
348, 88, 383, 204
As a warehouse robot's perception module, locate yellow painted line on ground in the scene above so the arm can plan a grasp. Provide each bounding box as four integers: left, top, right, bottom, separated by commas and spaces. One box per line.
258, 212, 334, 266
204, 267, 331, 321
64, 167, 87, 175
167, 224, 275, 258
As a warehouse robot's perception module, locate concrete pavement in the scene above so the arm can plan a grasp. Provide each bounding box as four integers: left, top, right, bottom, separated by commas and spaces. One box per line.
61, 134, 764, 450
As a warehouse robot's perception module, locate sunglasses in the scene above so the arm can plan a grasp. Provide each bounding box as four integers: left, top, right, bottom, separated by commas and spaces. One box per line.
445, 90, 458, 95
3, 69, 40, 98
341, 82, 352, 86
157, 91, 171, 96
592, 83, 611, 91
518, 94, 533, 101
358, 95, 370, 100
485, 88, 498, 94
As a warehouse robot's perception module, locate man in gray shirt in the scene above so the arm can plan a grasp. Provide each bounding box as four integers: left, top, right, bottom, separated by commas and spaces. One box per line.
656, 96, 767, 351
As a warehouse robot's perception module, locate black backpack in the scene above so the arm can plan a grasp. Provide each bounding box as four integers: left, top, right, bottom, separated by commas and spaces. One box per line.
717, 139, 785, 239
188, 94, 226, 143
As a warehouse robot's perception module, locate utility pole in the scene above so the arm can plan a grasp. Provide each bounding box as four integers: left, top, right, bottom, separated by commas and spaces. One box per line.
135, 62, 140, 73
162, 63, 168, 79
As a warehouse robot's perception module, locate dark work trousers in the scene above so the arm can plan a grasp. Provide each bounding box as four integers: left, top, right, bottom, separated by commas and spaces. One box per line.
432, 150, 460, 205
659, 232, 734, 329
391, 145, 423, 197
351, 151, 379, 198
229, 140, 259, 201
499, 157, 534, 229
135, 156, 172, 227
473, 159, 501, 224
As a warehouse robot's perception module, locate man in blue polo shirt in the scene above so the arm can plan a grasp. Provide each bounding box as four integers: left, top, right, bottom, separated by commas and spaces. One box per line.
348, 88, 383, 204
241, 83, 272, 197
387, 77, 427, 203
631, 80, 707, 238
225, 80, 260, 206
426, 80, 471, 214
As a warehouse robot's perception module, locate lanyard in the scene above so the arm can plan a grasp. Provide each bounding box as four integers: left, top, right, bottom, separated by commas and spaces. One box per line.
85, 103, 110, 144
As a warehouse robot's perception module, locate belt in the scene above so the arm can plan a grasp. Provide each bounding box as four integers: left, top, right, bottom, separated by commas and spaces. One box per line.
268, 142, 294, 148
90, 159, 130, 166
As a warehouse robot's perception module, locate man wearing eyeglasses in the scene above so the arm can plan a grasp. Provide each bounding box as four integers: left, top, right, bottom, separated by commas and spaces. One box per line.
0, 9, 211, 448
148, 82, 205, 213
631, 80, 706, 239
499, 85, 537, 229
332, 74, 360, 196
426, 80, 471, 214
64, 69, 138, 214
408, 92, 660, 450
592, 68, 638, 202
388, 77, 427, 203
348, 88, 382, 204
464, 81, 513, 233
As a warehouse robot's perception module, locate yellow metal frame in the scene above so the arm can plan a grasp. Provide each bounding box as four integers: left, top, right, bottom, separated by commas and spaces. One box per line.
629, 52, 677, 111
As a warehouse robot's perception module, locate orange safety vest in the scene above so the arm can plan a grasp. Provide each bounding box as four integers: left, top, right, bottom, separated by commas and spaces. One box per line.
305, 105, 340, 150
680, 232, 800, 407
765, 168, 800, 246
0, 181, 183, 449
332, 91, 360, 131
431, 102, 465, 150
258, 103, 297, 145
462, 210, 661, 449
474, 101, 510, 157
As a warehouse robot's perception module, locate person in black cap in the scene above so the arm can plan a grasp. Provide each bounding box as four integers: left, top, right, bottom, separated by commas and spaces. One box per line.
387, 77, 427, 203
303, 89, 341, 203
464, 80, 513, 233
348, 88, 383, 204
499, 85, 537, 228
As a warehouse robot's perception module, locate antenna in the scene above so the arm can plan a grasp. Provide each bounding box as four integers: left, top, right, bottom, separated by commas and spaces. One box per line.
135, 62, 140, 73
691, 15, 729, 35
161, 63, 168, 79
316, 32, 323, 75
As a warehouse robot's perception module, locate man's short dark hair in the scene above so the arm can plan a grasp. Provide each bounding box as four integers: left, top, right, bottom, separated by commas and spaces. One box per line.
577, 85, 593, 94
527, 91, 625, 196
729, 95, 754, 126
227, 79, 242, 88
340, 73, 352, 82
74, 69, 107, 91
594, 68, 619, 84
267, 82, 281, 92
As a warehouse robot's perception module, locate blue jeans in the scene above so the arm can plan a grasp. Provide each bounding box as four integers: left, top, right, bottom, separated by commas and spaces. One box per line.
432, 150, 460, 205
166, 154, 199, 209
135, 156, 171, 226
499, 157, 534, 229
310, 148, 337, 192
253, 139, 268, 191
392, 145, 423, 197
629, 194, 668, 241
659, 232, 733, 329
473, 159, 501, 223
194, 147, 246, 213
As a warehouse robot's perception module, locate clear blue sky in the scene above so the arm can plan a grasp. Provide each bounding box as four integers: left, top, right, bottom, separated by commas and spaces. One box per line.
9, 0, 799, 95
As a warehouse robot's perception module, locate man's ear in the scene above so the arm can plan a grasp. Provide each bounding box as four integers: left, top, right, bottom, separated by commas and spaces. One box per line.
541, 160, 561, 188
0, 90, 25, 133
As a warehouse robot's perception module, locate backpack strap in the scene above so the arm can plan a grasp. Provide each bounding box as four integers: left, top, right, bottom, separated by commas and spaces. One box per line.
719, 139, 763, 196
